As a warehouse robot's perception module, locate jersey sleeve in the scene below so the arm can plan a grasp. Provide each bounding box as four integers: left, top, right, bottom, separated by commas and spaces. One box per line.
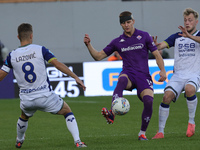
1, 52, 12, 73
164, 32, 181, 48
42, 46, 57, 63
146, 32, 157, 52
103, 39, 117, 56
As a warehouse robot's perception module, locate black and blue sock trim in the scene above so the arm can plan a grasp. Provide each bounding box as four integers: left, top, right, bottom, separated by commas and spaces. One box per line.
160, 102, 170, 108
187, 95, 196, 101
19, 117, 28, 122
64, 112, 74, 119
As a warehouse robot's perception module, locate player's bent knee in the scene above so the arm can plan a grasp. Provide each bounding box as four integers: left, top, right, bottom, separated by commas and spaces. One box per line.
21, 111, 29, 120
162, 95, 173, 104
185, 84, 196, 97
162, 90, 175, 104
185, 89, 196, 97
57, 102, 72, 116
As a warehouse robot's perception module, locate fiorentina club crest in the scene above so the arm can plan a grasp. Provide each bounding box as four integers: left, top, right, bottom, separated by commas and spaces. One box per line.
137, 35, 142, 40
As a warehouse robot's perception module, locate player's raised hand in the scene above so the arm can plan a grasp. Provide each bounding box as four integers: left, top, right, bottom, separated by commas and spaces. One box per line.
84, 34, 91, 46
178, 25, 191, 38
152, 36, 161, 47
75, 77, 86, 91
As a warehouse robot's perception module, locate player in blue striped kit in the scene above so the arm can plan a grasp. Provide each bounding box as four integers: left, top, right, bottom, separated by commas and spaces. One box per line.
0, 23, 87, 148
152, 8, 200, 139
84, 11, 166, 140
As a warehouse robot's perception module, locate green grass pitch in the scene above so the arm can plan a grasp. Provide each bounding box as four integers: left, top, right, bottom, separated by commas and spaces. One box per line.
0, 93, 200, 150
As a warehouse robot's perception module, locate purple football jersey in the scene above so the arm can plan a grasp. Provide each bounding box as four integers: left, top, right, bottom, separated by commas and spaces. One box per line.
103, 29, 157, 76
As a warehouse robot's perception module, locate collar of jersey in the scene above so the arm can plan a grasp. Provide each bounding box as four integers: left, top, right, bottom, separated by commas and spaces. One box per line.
192, 30, 198, 35
19, 43, 31, 48
123, 28, 137, 38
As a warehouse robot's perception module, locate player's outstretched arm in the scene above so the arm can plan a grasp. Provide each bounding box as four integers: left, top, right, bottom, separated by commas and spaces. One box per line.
84, 34, 107, 61
50, 59, 86, 91
0, 70, 8, 81
152, 50, 166, 82
152, 36, 168, 50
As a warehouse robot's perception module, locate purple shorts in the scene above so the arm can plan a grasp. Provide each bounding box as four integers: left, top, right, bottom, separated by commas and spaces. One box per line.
120, 70, 153, 100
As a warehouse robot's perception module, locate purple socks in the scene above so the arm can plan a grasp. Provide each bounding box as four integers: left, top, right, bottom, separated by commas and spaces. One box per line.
112, 76, 128, 102
141, 95, 153, 131
112, 75, 153, 132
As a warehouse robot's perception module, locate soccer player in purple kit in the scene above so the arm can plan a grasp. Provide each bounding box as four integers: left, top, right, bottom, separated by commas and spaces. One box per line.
84, 11, 166, 140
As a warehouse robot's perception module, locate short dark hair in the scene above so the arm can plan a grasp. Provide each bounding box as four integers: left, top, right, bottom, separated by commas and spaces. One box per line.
119, 11, 133, 24
18, 23, 33, 41
119, 11, 132, 18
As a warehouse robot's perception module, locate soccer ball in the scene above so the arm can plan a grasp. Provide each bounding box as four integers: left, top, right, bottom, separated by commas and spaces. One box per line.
111, 97, 130, 115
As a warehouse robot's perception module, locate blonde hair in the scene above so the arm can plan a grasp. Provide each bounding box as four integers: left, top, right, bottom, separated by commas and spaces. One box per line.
183, 8, 199, 20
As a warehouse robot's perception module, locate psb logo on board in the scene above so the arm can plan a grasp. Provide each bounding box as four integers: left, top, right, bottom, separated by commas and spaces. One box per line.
102, 66, 173, 91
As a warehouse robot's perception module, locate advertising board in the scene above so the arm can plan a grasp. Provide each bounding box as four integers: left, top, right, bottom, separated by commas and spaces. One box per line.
2, 59, 175, 99
83, 59, 174, 96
